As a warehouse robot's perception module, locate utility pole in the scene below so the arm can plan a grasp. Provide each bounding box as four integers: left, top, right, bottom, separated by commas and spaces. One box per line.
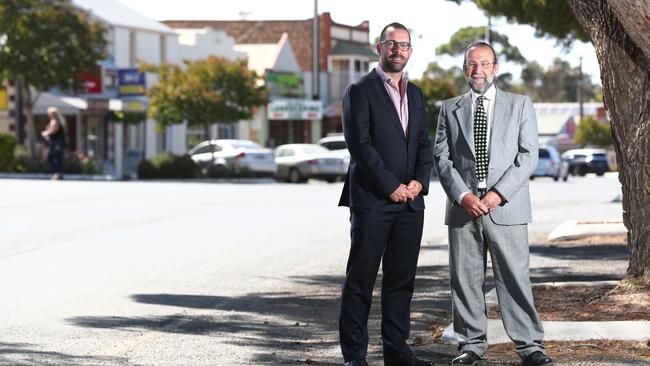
578, 56, 584, 120
312, 0, 319, 101
485, 16, 491, 43
14, 79, 23, 144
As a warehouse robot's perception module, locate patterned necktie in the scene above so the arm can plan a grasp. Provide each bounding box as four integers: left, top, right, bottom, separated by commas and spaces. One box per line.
474, 95, 488, 182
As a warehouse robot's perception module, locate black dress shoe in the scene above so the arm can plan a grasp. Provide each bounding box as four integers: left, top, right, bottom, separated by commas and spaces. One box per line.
344, 359, 369, 366
451, 350, 486, 365
384, 353, 433, 366
521, 351, 554, 366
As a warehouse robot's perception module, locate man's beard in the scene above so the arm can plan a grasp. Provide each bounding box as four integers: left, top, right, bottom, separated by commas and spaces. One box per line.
380, 54, 407, 73
467, 75, 494, 94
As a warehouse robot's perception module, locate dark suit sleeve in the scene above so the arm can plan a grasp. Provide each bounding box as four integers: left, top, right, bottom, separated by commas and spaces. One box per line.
414, 88, 433, 195
343, 83, 401, 198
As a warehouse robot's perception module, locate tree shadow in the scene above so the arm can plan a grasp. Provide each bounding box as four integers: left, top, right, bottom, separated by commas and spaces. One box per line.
529, 243, 629, 261
0, 342, 127, 366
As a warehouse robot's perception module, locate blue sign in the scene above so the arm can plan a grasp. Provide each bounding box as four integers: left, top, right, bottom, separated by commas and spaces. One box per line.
117, 68, 146, 96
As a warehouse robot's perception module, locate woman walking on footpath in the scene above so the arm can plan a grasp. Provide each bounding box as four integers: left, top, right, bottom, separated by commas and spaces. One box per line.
41, 107, 67, 180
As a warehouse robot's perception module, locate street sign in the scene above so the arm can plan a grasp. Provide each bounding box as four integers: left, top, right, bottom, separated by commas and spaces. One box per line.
117, 68, 146, 96
268, 99, 322, 120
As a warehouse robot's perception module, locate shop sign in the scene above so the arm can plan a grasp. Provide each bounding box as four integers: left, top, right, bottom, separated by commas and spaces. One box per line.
82, 66, 102, 94
268, 99, 322, 120
123, 100, 146, 112
0, 89, 6, 111
266, 70, 304, 98
117, 68, 146, 96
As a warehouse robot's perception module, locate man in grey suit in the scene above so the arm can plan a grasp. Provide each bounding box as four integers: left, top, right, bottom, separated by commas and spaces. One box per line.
433, 42, 554, 366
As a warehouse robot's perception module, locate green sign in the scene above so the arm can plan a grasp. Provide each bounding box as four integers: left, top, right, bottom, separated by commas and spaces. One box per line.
266, 70, 304, 98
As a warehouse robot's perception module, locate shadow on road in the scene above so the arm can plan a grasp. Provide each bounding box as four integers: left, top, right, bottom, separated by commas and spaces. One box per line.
0, 342, 126, 366
65, 242, 629, 364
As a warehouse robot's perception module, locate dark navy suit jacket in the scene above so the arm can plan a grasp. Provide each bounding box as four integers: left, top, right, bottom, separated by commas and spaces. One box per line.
338, 69, 433, 212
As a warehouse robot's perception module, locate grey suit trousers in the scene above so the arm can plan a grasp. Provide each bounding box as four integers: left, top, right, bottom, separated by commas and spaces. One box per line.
449, 214, 545, 359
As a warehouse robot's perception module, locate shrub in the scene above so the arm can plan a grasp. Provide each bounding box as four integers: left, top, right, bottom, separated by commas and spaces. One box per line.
137, 153, 197, 179
0, 133, 16, 172
576, 117, 612, 148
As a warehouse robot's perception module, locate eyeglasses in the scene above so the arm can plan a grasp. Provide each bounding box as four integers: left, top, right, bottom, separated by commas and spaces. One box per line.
465, 61, 494, 69
380, 40, 411, 51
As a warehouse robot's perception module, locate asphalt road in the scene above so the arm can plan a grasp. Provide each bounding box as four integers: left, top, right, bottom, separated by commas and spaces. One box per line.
0, 174, 624, 365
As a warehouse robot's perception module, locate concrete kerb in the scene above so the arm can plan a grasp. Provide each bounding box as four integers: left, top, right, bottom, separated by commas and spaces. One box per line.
548, 219, 627, 241
442, 281, 650, 344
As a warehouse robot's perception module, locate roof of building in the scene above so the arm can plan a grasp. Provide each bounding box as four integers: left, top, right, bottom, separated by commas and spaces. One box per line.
329, 40, 376, 58
73, 0, 175, 34
164, 13, 371, 72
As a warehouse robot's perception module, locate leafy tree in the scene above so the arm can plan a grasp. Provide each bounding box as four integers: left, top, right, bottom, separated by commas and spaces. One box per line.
0, 0, 107, 157
413, 62, 459, 135
436, 26, 527, 64
520, 59, 601, 102
145, 56, 268, 138
452, 0, 650, 285
575, 117, 612, 148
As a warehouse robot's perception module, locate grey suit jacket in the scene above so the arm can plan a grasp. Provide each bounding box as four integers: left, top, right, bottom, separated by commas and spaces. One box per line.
433, 88, 538, 226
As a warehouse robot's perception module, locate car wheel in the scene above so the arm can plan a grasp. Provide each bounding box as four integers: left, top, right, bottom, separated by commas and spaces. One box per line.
325, 177, 336, 183
529, 176, 535, 180
289, 168, 302, 183
563, 174, 569, 182
596, 171, 605, 176
553, 174, 560, 181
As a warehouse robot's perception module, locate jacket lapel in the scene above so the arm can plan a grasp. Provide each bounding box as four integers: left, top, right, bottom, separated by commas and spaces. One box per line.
453, 92, 474, 158
488, 88, 513, 170
368, 70, 407, 140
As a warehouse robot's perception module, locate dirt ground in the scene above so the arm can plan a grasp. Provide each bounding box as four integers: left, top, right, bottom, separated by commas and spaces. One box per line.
427, 235, 650, 365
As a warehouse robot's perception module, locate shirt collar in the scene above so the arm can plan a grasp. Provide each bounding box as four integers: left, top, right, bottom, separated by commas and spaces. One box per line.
376, 65, 408, 88
470, 83, 496, 103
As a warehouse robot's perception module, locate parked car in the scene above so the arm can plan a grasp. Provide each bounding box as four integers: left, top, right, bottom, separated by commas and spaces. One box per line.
317, 134, 350, 169
274, 143, 347, 183
561, 148, 610, 176
531, 145, 569, 181
187, 139, 276, 176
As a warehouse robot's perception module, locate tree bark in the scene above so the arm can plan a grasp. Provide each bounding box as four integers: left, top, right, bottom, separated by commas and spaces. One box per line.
568, 0, 650, 285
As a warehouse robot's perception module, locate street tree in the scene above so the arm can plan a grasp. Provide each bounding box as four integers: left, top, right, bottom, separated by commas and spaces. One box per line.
413, 62, 459, 135
521, 59, 601, 102
436, 26, 527, 64
0, 0, 106, 157
453, 0, 650, 285
145, 56, 268, 139
575, 116, 612, 148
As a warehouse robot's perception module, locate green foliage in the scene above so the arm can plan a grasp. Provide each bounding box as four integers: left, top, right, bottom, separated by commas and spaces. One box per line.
144, 56, 269, 135
0, 0, 107, 92
413, 62, 460, 135
435, 26, 526, 64
0, 133, 17, 171
520, 59, 600, 102
451, 0, 588, 46
576, 117, 612, 148
137, 153, 197, 179
106, 111, 146, 125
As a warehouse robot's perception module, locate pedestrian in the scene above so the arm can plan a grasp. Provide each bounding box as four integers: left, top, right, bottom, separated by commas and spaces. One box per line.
338, 22, 433, 366
433, 41, 554, 366
41, 107, 67, 180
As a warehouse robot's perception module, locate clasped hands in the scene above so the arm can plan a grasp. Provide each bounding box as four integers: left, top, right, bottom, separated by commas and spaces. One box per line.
388, 180, 422, 203
461, 190, 502, 218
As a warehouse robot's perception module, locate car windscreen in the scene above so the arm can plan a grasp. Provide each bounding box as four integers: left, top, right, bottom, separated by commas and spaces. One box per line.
539, 149, 550, 158
302, 146, 330, 154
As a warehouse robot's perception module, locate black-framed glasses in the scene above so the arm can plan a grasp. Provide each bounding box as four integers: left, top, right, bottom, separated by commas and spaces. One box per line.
465, 61, 494, 69
380, 40, 411, 51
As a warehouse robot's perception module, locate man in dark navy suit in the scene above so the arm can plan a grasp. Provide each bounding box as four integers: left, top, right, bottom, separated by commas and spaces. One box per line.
338, 22, 433, 366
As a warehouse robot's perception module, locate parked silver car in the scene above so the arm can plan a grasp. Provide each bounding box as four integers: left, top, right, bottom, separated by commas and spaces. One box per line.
274, 143, 347, 183
531, 145, 569, 181
188, 139, 276, 176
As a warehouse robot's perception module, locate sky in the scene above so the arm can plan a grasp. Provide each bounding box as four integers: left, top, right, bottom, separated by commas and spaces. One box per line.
116, 0, 601, 84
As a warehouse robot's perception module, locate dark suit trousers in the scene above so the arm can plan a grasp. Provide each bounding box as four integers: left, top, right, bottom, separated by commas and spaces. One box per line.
339, 206, 424, 361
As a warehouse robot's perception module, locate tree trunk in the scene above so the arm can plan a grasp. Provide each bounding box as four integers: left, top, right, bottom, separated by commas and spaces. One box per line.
568, 0, 650, 285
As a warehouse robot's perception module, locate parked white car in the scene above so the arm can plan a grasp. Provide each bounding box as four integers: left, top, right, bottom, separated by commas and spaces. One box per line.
188, 139, 276, 176
317, 134, 350, 170
274, 143, 347, 183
